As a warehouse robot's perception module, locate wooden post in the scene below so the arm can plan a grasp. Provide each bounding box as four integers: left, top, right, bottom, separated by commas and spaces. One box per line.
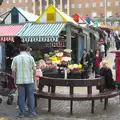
66, 25, 71, 49
86, 33, 90, 51
77, 36, 84, 62
91, 100, 95, 113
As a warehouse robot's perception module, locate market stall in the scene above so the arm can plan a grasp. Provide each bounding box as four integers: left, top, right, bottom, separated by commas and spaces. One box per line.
0, 23, 24, 71
0, 7, 38, 24
15, 5, 86, 63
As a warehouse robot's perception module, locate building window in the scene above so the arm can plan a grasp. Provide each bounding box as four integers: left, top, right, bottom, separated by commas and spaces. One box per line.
71, 4, 75, 8
107, 11, 112, 17
78, 4, 82, 8
25, 7, 28, 11
107, 2, 111, 7
100, 2, 104, 7
25, 0, 28, 2
58, 5, 60, 9
115, 1, 119, 6
6, 0, 9, 4
92, 2, 96, 7
12, 0, 16, 3
37, 5, 40, 10
19, 0, 22, 2
64, 4, 67, 9
47, 13, 55, 22
92, 12, 97, 18
85, 3, 89, 8
0, 8, 3, 12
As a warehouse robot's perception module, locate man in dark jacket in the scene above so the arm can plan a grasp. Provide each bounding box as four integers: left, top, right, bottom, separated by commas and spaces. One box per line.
115, 35, 120, 50
80, 49, 90, 78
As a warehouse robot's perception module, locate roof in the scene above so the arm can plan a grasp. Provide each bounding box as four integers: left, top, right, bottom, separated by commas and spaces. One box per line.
0, 7, 39, 23
72, 14, 86, 23
17, 8, 39, 21
16, 22, 66, 42
0, 24, 23, 41
36, 4, 78, 25
55, 7, 78, 25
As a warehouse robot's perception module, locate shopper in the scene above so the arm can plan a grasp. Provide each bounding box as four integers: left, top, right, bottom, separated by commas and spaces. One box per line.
11, 44, 36, 118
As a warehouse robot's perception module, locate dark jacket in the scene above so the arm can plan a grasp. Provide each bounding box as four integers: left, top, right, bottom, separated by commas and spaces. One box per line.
80, 53, 90, 69
100, 67, 116, 89
115, 36, 120, 50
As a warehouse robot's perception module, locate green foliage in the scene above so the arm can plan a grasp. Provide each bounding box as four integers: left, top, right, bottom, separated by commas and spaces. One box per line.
34, 49, 42, 61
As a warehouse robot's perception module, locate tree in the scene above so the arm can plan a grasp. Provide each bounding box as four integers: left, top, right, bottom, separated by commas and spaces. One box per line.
0, 0, 3, 5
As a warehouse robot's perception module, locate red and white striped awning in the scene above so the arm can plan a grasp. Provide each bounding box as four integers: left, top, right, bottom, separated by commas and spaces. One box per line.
0, 24, 23, 41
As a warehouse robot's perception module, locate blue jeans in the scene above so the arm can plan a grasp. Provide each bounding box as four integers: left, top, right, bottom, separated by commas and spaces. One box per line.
17, 83, 35, 115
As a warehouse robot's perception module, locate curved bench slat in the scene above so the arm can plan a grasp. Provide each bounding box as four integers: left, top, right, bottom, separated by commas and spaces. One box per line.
35, 90, 120, 100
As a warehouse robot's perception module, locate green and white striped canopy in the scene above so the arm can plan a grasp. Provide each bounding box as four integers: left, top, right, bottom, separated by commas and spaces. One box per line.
16, 22, 66, 42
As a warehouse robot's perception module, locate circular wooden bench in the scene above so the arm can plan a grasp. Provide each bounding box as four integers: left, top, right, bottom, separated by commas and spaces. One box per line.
34, 73, 120, 114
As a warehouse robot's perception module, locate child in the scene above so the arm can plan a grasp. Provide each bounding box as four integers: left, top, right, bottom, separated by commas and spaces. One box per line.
35, 62, 43, 90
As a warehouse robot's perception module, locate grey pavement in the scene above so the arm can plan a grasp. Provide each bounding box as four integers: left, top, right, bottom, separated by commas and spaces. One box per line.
1, 48, 120, 120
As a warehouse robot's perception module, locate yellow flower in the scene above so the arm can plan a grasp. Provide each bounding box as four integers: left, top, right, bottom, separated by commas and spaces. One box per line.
78, 64, 82, 69
73, 64, 78, 68
64, 49, 72, 53
68, 64, 73, 69
0, 118, 5, 120
52, 60, 61, 64
56, 52, 63, 57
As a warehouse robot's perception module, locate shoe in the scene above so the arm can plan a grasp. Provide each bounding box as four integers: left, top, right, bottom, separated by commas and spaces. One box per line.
16, 105, 19, 109
24, 111, 37, 117
16, 112, 24, 118
28, 112, 37, 118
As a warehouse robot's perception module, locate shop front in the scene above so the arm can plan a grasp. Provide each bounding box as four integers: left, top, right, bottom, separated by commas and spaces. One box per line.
0, 24, 23, 72
15, 22, 84, 63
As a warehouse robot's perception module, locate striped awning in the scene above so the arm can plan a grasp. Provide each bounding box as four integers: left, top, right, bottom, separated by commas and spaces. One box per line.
16, 22, 66, 42
0, 24, 23, 41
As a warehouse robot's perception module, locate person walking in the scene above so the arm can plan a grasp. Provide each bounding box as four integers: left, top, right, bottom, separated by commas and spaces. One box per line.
92, 49, 102, 76
100, 43, 105, 58
11, 44, 36, 118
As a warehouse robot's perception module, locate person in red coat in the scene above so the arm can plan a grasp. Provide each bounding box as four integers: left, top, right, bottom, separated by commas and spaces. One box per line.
93, 49, 102, 76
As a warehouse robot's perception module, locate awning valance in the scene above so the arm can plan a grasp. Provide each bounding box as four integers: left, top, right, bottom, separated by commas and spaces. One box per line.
16, 22, 66, 42
0, 24, 23, 41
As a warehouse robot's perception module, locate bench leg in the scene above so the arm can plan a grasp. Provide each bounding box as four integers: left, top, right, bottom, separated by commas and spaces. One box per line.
100, 98, 103, 102
104, 98, 108, 110
34, 96, 37, 108
48, 99, 51, 112
70, 101, 73, 115
91, 100, 95, 114
48, 86, 50, 92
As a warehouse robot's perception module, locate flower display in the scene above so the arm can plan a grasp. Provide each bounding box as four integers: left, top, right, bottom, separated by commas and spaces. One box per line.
61, 56, 71, 62
64, 49, 72, 53
49, 56, 58, 61
56, 52, 63, 57
52, 60, 61, 64
68, 64, 82, 71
